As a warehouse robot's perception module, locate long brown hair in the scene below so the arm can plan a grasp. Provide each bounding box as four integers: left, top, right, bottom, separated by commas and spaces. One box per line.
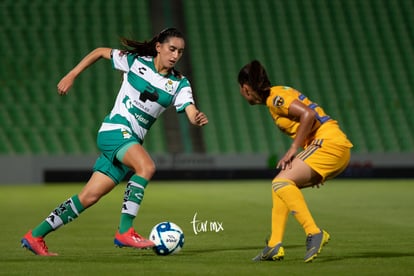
120, 28, 184, 57
238, 60, 271, 102
120, 28, 184, 78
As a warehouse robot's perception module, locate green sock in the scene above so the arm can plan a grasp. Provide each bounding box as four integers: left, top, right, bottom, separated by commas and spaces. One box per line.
119, 214, 135, 234
32, 221, 54, 238
119, 175, 148, 233
32, 195, 85, 237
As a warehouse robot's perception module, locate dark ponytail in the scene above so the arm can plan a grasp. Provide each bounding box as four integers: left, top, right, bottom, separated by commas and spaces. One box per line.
238, 60, 271, 101
120, 28, 184, 57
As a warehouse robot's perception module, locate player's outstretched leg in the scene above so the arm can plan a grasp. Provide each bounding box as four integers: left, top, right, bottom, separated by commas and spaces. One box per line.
304, 229, 330, 262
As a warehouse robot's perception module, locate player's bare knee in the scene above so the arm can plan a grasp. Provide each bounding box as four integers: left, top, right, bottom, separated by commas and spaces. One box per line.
144, 164, 156, 179
133, 161, 156, 179
78, 193, 101, 208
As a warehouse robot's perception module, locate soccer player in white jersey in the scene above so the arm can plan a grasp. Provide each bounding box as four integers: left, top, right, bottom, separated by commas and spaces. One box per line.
21, 28, 208, 256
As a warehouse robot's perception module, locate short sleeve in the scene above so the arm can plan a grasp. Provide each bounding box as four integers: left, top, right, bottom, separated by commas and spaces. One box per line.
111, 49, 134, 72
173, 78, 194, 112
267, 86, 296, 116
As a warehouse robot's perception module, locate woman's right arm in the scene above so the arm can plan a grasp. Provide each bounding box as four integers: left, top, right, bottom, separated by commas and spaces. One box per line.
57, 47, 112, 95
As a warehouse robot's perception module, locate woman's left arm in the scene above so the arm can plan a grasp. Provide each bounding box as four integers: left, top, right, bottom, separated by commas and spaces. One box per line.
288, 99, 317, 150
185, 104, 209, 127
277, 99, 317, 169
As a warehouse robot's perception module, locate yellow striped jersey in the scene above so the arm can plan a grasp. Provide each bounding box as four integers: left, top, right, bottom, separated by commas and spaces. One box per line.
265, 86, 353, 148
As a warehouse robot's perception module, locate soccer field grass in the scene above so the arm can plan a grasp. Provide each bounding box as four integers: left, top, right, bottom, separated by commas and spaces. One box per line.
1, 179, 414, 275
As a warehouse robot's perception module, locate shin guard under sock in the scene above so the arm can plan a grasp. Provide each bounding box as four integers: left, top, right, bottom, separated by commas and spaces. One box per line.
32, 195, 85, 237
119, 175, 148, 233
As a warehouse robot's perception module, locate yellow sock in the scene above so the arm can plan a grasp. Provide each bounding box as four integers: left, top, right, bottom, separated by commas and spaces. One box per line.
272, 178, 320, 235
268, 193, 289, 247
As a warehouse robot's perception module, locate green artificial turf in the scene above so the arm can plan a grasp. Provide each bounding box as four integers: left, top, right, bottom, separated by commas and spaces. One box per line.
1, 179, 413, 275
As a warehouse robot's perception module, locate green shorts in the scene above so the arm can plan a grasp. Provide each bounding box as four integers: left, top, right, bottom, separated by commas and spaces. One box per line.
93, 127, 142, 184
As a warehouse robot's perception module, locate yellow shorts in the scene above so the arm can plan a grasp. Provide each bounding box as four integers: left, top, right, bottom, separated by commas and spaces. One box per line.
296, 138, 352, 182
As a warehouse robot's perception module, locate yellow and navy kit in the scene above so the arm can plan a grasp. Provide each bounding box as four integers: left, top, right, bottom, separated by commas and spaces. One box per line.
266, 86, 352, 148
266, 86, 353, 181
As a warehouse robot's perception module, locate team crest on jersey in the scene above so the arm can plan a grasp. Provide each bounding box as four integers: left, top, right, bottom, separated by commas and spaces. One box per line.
273, 96, 284, 107
122, 130, 131, 139
165, 80, 173, 93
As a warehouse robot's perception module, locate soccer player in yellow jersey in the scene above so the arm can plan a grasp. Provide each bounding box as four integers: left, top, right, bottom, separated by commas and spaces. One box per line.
237, 60, 353, 262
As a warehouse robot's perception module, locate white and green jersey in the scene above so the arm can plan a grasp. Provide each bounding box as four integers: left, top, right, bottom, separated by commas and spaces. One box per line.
98, 49, 194, 141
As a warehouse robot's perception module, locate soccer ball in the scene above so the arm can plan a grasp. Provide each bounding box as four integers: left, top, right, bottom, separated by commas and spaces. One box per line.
149, 221, 184, 255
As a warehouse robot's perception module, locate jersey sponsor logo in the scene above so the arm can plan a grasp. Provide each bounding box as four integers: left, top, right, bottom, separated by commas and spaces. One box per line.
138, 66, 147, 75
135, 100, 151, 113
273, 96, 284, 107
139, 84, 159, 102
134, 114, 150, 125
122, 96, 151, 126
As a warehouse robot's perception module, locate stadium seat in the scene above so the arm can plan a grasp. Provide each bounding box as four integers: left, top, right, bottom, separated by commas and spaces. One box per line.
182, 0, 414, 154
1, 0, 413, 156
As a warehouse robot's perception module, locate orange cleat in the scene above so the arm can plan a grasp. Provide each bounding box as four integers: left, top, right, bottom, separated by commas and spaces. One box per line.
114, 228, 154, 249
21, 230, 58, 256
